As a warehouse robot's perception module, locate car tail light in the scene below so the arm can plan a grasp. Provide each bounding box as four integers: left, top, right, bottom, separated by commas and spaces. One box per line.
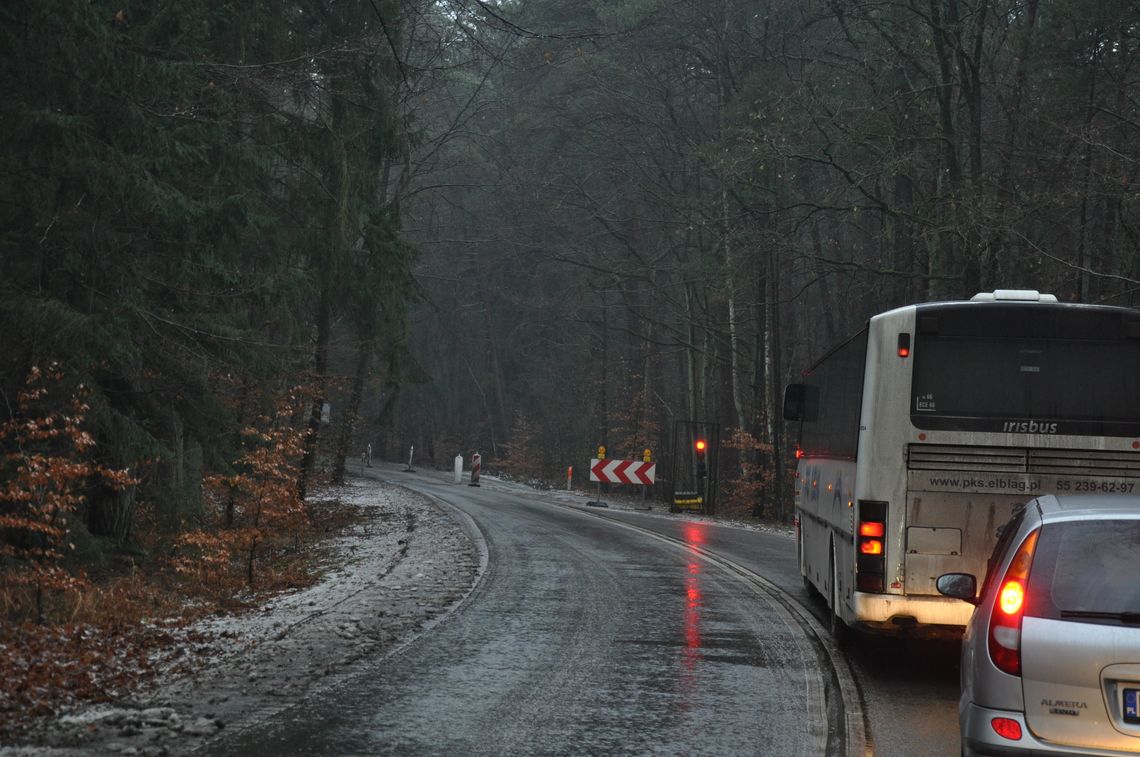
991, 717, 1022, 741
988, 529, 1040, 676
856, 501, 887, 592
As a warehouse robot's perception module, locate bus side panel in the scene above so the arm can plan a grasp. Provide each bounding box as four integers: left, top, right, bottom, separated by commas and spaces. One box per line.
833, 523, 856, 625
798, 503, 830, 596
796, 458, 856, 611
793, 325, 867, 620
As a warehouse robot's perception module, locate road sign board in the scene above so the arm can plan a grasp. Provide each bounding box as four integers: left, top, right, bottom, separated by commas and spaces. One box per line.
589, 458, 656, 485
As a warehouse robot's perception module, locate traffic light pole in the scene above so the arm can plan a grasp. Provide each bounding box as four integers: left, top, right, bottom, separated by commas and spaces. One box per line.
669, 421, 719, 514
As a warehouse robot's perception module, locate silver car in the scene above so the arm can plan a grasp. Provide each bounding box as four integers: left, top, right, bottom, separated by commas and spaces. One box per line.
937, 494, 1140, 756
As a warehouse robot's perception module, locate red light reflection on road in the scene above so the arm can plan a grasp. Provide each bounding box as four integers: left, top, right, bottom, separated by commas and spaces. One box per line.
676, 522, 707, 711
682, 520, 706, 661
685, 565, 702, 653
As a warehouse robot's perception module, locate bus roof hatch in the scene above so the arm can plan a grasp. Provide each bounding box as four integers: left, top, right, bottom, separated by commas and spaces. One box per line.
970, 290, 1058, 303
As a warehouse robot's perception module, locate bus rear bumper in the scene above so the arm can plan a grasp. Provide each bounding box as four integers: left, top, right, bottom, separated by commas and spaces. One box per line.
851, 591, 972, 638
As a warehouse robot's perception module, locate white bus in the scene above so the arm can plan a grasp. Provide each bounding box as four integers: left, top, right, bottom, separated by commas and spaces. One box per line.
783, 290, 1140, 638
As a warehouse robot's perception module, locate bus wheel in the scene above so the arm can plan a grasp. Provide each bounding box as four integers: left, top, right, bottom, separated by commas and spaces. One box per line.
798, 533, 815, 595
829, 549, 846, 642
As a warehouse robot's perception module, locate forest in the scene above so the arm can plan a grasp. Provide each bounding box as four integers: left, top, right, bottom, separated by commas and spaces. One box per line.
2, 0, 1139, 625
392, 0, 1140, 515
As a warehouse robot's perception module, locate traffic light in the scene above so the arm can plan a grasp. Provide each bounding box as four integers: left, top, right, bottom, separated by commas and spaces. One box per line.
597, 445, 606, 460
695, 439, 708, 479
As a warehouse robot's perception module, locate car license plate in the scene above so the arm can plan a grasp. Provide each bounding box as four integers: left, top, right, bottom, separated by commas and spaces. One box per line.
1126, 689, 1140, 724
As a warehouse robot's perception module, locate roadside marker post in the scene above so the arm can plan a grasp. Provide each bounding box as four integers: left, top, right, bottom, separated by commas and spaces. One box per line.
469, 452, 481, 487
454, 454, 463, 484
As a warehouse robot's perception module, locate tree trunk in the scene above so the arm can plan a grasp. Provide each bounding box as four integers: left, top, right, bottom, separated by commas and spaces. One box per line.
483, 296, 508, 456
929, 0, 964, 297
298, 291, 331, 503
1077, 30, 1102, 302
992, 0, 1039, 286
332, 343, 370, 483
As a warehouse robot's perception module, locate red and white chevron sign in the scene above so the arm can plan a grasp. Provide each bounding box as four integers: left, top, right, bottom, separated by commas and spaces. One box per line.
589, 458, 656, 485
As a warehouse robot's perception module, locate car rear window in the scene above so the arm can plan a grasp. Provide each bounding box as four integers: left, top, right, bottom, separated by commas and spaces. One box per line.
1025, 519, 1140, 625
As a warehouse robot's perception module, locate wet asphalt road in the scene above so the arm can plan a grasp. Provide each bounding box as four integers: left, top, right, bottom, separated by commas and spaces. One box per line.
216, 474, 832, 756
593, 506, 963, 757
216, 470, 961, 756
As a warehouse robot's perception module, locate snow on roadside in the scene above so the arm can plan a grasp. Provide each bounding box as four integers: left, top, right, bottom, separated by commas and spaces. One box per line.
185, 478, 413, 653
3, 476, 481, 757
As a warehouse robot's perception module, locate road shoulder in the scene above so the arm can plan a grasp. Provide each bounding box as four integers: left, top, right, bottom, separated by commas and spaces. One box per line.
3, 476, 481, 757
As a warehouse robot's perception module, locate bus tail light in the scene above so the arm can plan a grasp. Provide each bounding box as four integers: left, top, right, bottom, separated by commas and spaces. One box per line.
856, 501, 887, 592
859, 521, 884, 537
988, 529, 1040, 677
860, 539, 883, 555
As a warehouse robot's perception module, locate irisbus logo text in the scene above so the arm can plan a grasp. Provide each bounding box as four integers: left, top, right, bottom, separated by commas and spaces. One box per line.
1002, 420, 1059, 434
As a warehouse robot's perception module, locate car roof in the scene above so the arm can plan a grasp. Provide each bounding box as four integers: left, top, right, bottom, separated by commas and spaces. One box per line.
1031, 493, 1140, 522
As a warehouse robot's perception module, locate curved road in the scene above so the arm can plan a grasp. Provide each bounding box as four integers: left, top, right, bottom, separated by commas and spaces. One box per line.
590, 499, 963, 757
216, 470, 853, 756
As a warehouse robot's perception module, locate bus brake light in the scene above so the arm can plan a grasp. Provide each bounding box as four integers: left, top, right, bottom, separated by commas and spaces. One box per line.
860, 539, 883, 555
859, 522, 884, 538
897, 333, 911, 358
855, 501, 888, 593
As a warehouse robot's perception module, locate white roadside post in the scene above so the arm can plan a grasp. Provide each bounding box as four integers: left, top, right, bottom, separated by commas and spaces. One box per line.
454, 454, 463, 484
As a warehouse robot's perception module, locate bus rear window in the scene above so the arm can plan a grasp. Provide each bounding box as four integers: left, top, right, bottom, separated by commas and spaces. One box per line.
911, 334, 1140, 436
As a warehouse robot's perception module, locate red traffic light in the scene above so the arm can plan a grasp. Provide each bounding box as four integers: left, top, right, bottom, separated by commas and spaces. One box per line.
695, 439, 707, 453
